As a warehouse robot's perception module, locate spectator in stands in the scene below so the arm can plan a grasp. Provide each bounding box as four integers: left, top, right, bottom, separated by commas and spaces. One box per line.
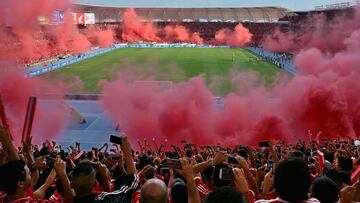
256, 158, 318, 203
205, 186, 245, 203
170, 178, 188, 203
3, 120, 360, 203
140, 178, 168, 203
311, 176, 339, 203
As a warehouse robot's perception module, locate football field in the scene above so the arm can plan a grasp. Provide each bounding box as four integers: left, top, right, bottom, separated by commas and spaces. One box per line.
41, 48, 283, 95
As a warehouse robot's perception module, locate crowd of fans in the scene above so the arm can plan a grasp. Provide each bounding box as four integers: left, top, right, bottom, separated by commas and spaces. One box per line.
1, 125, 360, 203
111, 22, 278, 44
249, 46, 294, 70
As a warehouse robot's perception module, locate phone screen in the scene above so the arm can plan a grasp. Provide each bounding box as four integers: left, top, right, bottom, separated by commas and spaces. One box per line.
160, 167, 170, 174
162, 158, 181, 169
219, 168, 234, 181
228, 156, 238, 164
110, 135, 122, 145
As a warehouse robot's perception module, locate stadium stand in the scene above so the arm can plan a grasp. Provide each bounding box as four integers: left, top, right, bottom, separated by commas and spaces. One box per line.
72, 6, 290, 23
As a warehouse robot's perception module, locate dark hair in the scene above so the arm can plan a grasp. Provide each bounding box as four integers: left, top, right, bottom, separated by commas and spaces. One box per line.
186, 150, 193, 158
73, 162, 94, 177
202, 167, 214, 185
324, 152, 334, 163
205, 186, 244, 203
86, 151, 93, 160
0, 160, 27, 194
139, 155, 153, 170
337, 156, 353, 172
212, 164, 232, 188
274, 158, 311, 202
237, 148, 248, 159
311, 176, 339, 203
40, 147, 50, 156
324, 168, 345, 189
171, 178, 188, 203
288, 150, 304, 159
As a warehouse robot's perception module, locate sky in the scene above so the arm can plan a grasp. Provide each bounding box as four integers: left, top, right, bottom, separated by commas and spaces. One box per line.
73, 0, 359, 11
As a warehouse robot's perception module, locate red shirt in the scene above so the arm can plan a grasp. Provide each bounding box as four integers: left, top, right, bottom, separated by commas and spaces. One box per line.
1, 196, 62, 203
49, 190, 63, 201
255, 197, 320, 203
194, 177, 212, 200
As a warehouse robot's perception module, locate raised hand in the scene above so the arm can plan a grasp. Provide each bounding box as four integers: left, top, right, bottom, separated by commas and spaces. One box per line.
213, 151, 228, 165
233, 168, 249, 193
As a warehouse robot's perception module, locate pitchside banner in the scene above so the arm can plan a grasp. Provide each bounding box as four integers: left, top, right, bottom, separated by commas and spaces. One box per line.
76, 13, 85, 24
70, 12, 95, 25
85, 13, 95, 25
50, 10, 64, 25
37, 10, 64, 25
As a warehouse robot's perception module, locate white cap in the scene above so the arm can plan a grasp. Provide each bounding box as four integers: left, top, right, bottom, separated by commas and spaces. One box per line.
354, 140, 360, 146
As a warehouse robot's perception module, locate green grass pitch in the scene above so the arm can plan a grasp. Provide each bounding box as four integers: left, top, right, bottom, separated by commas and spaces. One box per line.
41, 48, 283, 95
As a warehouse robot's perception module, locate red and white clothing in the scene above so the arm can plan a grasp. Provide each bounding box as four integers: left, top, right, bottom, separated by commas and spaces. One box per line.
256, 197, 320, 203
194, 177, 212, 200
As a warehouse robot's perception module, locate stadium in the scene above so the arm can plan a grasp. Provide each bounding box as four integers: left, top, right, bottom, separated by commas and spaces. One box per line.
1, 0, 360, 202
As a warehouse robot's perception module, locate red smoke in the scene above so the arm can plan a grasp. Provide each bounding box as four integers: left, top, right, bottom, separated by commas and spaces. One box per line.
190, 32, 204, 45
121, 8, 160, 42
120, 8, 205, 44
0, 68, 68, 146
0, 0, 78, 145
101, 5, 360, 146
83, 25, 114, 48
0, 0, 97, 64
164, 25, 190, 42
215, 23, 253, 47
97, 30, 114, 47
263, 6, 360, 53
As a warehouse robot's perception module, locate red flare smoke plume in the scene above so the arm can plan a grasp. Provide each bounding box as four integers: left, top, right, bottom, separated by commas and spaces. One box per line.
215, 23, 253, 47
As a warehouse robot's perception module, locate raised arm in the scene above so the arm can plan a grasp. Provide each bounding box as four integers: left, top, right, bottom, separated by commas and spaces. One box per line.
33, 169, 57, 199
0, 127, 19, 161
193, 151, 227, 175
54, 157, 73, 201
177, 158, 201, 203
120, 136, 136, 174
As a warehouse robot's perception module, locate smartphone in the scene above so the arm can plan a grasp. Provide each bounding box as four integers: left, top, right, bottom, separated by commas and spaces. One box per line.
162, 158, 181, 169
228, 156, 238, 164
267, 160, 274, 169
110, 135, 122, 145
219, 167, 234, 181
255, 160, 262, 168
111, 155, 120, 160
160, 167, 170, 174
259, 141, 270, 147
46, 156, 56, 168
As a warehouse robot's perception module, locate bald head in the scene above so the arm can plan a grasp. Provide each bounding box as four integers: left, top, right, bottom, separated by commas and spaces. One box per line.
140, 178, 168, 203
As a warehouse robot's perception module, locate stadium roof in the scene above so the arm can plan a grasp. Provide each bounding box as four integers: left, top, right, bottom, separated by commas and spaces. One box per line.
73, 6, 289, 23
73, 0, 359, 11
